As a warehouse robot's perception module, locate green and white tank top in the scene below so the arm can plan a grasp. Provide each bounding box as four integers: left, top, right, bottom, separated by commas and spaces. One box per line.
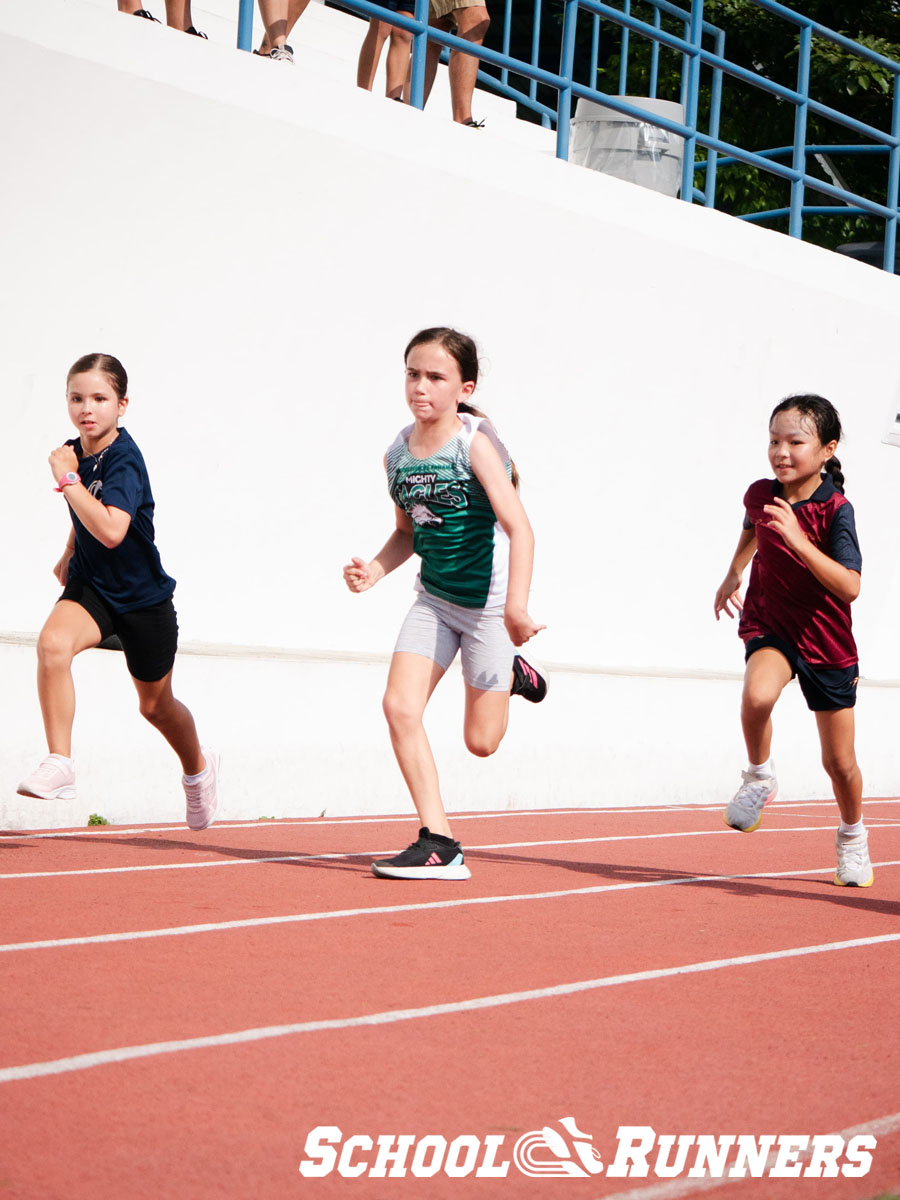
386, 413, 512, 610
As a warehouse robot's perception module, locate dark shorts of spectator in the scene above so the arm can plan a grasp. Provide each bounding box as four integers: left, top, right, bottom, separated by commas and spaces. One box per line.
60, 579, 178, 683
745, 633, 859, 712
383, 0, 415, 11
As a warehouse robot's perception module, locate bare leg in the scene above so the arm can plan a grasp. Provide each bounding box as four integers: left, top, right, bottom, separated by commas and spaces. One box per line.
740, 647, 793, 765
36, 601, 103, 757
447, 4, 489, 123
462, 683, 510, 758
382, 652, 450, 835
257, 0, 311, 53
357, 19, 390, 90
163, 0, 192, 28
815, 708, 862, 825
421, 13, 451, 103
384, 26, 413, 99
131, 670, 205, 776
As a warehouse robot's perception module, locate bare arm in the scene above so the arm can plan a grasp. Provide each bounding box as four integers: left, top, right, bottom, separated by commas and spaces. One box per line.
49, 445, 131, 550
764, 497, 860, 604
714, 526, 757, 620
470, 431, 545, 646
343, 505, 415, 593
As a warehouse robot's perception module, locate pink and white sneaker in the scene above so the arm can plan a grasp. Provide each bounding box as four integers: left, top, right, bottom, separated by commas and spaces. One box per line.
17, 755, 77, 801
183, 748, 220, 831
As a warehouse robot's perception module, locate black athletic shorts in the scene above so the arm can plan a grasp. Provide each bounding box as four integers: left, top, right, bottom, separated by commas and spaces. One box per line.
60, 579, 178, 683
745, 634, 858, 712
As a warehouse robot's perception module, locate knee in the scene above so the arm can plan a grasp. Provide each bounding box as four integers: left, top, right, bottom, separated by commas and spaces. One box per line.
37, 628, 74, 671
382, 690, 420, 735
464, 730, 501, 758
741, 687, 775, 723
139, 692, 169, 725
822, 748, 858, 785
459, 9, 490, 41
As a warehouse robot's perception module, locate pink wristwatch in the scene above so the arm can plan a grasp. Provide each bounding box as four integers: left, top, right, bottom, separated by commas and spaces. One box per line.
54, 472, 81, 493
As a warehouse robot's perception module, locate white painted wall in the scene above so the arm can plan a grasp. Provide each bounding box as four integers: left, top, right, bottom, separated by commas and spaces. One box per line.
1, 0, 898, 829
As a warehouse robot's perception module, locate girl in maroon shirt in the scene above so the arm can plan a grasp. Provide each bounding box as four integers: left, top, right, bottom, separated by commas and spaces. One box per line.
714, 394, 871, 887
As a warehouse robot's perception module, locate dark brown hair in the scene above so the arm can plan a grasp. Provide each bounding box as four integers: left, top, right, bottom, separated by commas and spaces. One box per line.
66, 353, 128, 400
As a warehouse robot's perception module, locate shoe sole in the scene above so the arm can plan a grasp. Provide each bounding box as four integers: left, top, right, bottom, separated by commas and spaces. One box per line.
371, 862, 471, 880
723, 782, 777, 832
16, 784, 76, 801
833, 870, 874, 887
186, 750, 220, 832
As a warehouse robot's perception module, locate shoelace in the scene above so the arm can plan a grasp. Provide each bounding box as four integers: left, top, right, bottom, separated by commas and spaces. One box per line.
837, 838, 867, 868
734, 772, 771, 810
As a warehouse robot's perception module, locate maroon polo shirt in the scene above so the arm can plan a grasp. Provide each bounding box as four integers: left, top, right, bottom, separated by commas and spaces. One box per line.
738, 476, 861, 669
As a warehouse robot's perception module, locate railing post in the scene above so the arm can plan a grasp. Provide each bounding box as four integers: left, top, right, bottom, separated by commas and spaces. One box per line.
556, 0, 579, 161
789, 23, 812, 239
703, 27, 724, 206
618, 0, 631, 95
409, 0, 430, 110
236, 0, 253, 51
884, 73, 900, 272
680, 0, 703, 203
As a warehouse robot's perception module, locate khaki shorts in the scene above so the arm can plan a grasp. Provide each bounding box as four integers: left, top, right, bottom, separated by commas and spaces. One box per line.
430, 0, 484, 19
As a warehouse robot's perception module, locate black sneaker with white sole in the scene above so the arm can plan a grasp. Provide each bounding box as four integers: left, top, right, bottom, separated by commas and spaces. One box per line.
372, 827, 471, 880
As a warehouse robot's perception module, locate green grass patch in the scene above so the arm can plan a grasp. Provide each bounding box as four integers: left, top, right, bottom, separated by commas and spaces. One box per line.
87, 813, 109, 826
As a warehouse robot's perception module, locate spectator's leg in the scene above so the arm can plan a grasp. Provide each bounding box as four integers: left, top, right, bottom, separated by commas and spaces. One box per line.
448, 4, 489, 123
257, 0, 311, 54
357, 19, 390, 90
385, 25, 413, 99
419, 13, 452, 103
118, 1, 150, 12
163, 0, 192, 29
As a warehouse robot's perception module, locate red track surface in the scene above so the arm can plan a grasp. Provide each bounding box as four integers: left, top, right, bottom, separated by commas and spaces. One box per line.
1, 800, 899, 1199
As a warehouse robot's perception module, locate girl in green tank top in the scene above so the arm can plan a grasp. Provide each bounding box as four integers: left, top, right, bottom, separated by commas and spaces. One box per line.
343, 328, 547, 880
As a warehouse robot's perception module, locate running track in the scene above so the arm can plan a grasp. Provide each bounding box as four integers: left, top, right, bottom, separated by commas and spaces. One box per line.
1, 800, 899, 1199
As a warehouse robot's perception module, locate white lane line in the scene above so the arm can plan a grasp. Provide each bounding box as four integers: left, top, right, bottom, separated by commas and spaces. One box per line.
595, 1110, 900, 1200
1, 932, 898, 1084
4, 798, 898, 841
3, 823, 899, 881
3, 861, 899, 955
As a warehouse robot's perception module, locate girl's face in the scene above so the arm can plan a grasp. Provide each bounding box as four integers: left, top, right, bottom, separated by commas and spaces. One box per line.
66, 369, 127, 446
405, 342, 474, 424
768, 408, 837, 488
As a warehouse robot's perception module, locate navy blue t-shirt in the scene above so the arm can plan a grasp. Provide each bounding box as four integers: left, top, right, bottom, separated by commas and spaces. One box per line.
65, 427, 176, 614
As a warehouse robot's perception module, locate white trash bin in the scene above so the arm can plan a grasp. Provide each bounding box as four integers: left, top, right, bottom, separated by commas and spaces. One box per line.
569, 96, 685, 197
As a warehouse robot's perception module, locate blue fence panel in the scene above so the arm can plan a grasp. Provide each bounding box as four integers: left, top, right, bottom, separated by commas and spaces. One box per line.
235, 0, 900, 269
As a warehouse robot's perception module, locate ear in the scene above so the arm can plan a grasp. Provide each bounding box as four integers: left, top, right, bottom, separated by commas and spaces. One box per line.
118, 395, 130, 419
822, 439, 838, 459
460, 379, 476, 399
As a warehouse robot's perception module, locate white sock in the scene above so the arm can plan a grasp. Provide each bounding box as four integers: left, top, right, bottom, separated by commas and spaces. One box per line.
50, 753, 74, 768
183, 758, 209, 785
748, 758, 773, 777
838, 819, 864, 837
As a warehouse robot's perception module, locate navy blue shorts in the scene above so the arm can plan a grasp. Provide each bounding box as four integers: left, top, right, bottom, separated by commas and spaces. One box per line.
381, 0, 415, 11
745, 634, 858, 712
60, 579, 178, 683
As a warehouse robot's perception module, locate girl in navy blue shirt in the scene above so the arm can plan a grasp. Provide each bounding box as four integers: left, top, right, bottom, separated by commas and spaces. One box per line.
17, 353, 219, 830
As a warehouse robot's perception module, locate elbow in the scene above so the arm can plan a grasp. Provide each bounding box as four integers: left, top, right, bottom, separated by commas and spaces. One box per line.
100, 530, 127, 550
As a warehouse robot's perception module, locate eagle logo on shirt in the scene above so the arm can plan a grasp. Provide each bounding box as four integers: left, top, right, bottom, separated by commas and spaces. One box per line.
410, 502, 443, 527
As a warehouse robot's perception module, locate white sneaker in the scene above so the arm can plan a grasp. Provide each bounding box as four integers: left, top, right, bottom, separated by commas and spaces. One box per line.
724, 769, 777, 832
834, 829, 874, 887
184, 748, 220, 831
17, 755, 76, 801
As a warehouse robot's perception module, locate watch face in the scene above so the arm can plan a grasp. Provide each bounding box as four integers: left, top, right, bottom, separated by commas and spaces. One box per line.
65, 473, 78, 483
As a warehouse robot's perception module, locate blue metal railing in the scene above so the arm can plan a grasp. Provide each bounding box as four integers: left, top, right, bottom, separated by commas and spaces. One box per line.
234, 0, 900, 270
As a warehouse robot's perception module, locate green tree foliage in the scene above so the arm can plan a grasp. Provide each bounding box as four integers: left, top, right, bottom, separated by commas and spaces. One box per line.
482, 1, 900, 249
